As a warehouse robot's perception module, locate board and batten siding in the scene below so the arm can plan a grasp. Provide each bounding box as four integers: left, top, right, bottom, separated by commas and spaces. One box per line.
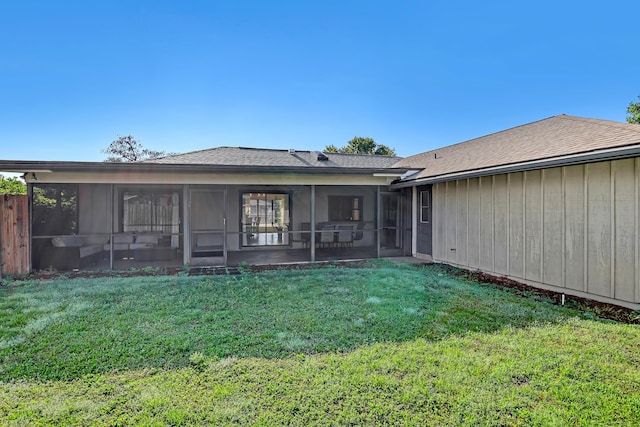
429, 158, 640, 310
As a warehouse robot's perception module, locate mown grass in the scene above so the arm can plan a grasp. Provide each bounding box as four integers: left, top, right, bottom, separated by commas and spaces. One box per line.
1, 261, 639, 425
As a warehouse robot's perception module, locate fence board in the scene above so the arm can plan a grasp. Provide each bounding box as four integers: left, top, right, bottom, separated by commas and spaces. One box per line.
1, 194, 30, 276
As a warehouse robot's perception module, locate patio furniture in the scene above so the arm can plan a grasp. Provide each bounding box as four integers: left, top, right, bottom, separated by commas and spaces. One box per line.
112, 233, 163, 260
291, 222, 311, 248
39, 235, 106, 270
337, 224, 354, 247
353, 222, 365, 242
318, 224, 336, 248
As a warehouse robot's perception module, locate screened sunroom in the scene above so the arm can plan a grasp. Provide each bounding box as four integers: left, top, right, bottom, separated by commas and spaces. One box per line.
29, 182, 411, 272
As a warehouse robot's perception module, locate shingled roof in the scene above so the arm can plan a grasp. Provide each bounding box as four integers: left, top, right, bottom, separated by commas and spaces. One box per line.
394, 115, 640, 182
146, 146, 402, 169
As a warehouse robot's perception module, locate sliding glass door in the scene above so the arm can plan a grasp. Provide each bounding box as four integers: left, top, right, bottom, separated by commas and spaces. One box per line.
241, 192, 290, 246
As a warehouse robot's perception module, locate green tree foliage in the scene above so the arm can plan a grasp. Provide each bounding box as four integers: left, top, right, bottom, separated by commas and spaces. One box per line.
325, 137, 396, 156
627, 96, 640, 124
102, 135, 174, 162
0, 175, 26, 195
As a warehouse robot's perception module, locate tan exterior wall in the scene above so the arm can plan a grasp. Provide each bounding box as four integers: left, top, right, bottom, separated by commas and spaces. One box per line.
427, 158, 640, 310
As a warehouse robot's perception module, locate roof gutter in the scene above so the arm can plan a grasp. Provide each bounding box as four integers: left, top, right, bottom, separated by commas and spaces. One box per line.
391, 143, 640, 188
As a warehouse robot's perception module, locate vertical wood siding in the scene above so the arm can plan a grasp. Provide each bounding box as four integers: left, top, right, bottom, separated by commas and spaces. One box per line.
1, 195, 30, 276
494, 174, 508, 275
467, 178, 480, 268
564, 165, 585, 292
508, 173, 524, 278
479, 176, 494, 271
524, 170, 542, 283
613, 159, 636, 302
543, 168, 563, 287
455, 180, 468, 266
428, 159, 640, 309
586, 162, 611, 297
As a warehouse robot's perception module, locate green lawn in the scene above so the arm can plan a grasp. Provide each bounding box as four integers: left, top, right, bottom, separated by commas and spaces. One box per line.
1, 261, 639, 425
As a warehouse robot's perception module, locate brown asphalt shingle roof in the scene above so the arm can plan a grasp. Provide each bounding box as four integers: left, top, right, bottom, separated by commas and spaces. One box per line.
146, 146, 402, 169
394, 115, 640, 181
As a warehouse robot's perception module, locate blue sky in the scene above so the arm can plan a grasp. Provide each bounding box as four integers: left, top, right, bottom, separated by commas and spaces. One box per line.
1, 0, 638, 163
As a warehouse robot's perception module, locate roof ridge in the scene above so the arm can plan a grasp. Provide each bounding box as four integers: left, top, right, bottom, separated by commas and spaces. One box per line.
159, 146, 229, 159
322, 151, 401, 158
160, 146, 314, 159
168, 146, 401, 158
238, 146, 312, 153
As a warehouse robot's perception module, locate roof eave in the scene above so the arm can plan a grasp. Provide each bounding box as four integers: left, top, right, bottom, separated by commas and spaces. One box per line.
0, 160, 409, 176
391, 143, 640, 188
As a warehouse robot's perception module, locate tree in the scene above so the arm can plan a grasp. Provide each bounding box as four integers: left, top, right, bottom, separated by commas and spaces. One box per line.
324, 137, 396, 156
0, 175, 26, 195
627, 96, 640, 124
101, 135, 174, 162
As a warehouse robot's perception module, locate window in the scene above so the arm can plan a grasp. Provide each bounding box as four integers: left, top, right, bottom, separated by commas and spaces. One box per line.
420, 190, 430, 223
328, 196, 363, 222
121, 190, 180, 233
241, 192, 290, 246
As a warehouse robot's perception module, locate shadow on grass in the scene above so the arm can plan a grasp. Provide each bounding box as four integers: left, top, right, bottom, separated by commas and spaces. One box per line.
0, 262, 587, 381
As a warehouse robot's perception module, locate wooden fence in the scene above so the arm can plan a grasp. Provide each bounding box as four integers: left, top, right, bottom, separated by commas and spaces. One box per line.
1, 194, 29, 277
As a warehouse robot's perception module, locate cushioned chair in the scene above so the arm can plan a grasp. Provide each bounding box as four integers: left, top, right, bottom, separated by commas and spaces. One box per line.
353, 222, 365, 242
291, 222, 311, 248
40, 235, 106, 270
104, 233, 135, 259
337, 225, 354, 247
129, 233, 160, 249
319, 224, 336, 248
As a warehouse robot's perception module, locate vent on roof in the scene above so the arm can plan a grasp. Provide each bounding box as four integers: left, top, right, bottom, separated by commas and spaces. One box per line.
317, 152, 329, 161
289, 148, 296, 154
